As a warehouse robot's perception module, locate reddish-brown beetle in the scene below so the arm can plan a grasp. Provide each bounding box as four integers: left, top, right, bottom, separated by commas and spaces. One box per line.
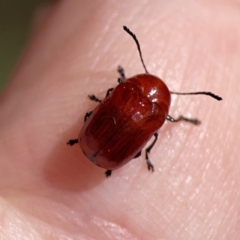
67, 26, 222, 177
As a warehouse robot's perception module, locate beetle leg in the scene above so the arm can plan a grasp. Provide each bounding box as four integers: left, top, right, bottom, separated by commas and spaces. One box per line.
167, 115, 201, 125
145, 132, 158, 172
117, 66, 126, 83
67, 139, 78, 146
105, 170, 112, 177
89, 87, 114, 103
134, 151, 141, 158
89, 66, 125, 101
106, 88, 114, 97
88, 95, 102, 103
84, 111, 92, 122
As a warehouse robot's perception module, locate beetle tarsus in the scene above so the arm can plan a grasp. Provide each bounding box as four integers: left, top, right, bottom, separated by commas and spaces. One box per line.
146, 159, 154, 172
117, 66, 126, 83
67, 139, 78, 146
105, 170, 112, 177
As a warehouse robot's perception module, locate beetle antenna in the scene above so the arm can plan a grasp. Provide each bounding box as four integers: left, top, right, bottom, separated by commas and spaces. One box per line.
123, 26, 149, 74
170, 91, 222, 101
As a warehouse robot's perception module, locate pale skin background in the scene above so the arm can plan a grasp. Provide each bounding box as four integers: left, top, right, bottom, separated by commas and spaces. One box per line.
0, 0, 239, 239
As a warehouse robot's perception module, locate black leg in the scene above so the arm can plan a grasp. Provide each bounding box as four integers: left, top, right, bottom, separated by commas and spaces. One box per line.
88, 66, 125, 104
88, 87, 114, 103
134, 151, 141, 159
105, 170, 112, 177
105, 88, 114, 97
104, 65, 126, 96
67, 139, 78, 146
167, 115, 201, 125
145, 132, 158, 172
117, 66, 126, 83
88, 95, 102, 103
84, 111, 92, 122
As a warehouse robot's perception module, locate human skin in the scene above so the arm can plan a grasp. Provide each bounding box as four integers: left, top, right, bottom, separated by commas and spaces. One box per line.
0, 0, 239, 239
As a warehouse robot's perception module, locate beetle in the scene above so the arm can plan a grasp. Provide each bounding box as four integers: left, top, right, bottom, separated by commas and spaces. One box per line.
67, 26, 222, 177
